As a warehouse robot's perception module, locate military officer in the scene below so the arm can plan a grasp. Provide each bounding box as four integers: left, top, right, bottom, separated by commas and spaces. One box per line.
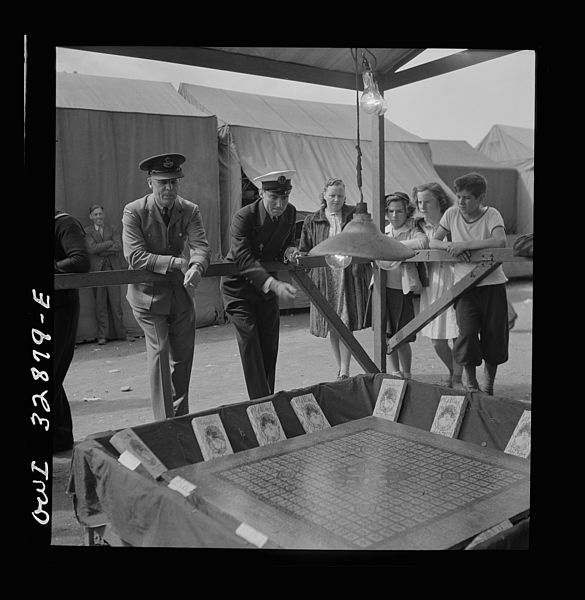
221, 170, 298, 400
122, 153, 211, 420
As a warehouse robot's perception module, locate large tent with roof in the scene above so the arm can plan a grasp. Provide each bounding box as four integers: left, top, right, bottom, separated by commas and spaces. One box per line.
177, 82, 457, 257
56, 72, 223, 342
475, 124, 534, 163
476, 124, 534, 237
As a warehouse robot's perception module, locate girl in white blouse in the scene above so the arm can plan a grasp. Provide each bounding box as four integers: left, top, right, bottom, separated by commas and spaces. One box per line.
413, 183, 463, 389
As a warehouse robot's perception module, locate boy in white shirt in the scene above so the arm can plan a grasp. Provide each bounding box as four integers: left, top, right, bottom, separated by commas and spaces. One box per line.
430, 173, 509, 395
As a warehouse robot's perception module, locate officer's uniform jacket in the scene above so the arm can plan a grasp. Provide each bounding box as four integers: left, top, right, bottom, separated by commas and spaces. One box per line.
222, 198, 297, 301
122, 194, 210, 314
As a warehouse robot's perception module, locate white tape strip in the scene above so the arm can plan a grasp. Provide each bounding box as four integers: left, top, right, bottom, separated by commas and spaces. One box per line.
167, 476, 197, 497
118, 450, 140, 470
235, 522, 268, 548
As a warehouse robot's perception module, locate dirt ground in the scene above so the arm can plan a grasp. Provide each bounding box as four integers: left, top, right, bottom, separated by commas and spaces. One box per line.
50, 278, 532, 546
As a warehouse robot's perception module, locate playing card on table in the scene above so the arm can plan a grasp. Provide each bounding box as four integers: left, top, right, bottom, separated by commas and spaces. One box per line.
246, 401, 287, 446
291, 393, 330, 433
430, 395, 467, 438
110, 428, 167, 479
192, 413, 234, 461
373, 378, 407, 421
504, 410, 531, 458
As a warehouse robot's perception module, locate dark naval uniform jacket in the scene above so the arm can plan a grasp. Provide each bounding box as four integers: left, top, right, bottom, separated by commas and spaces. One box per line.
122, 194, 210, 315
222, 198, 297, 301
221, 197, 297, 400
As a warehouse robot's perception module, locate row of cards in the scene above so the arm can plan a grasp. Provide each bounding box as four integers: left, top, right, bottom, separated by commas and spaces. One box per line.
373, 378, 466, 437
372, 377, 531, 458
108, 378, 531, 480
109, 393, 332, 475
194, 393, 332, 460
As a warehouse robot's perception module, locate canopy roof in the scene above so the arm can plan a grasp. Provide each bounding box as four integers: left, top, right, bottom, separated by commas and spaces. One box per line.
56, 71, 209, 116
60, 46, 519, 91
475, 124, 534, 162
178, 83, 424, 142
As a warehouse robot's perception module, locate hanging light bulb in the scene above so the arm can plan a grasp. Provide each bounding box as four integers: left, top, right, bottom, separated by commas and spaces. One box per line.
360, 67, 387, 116
309, 203, 415, 262
325, 254, 353, 269
312, 50, 411, 265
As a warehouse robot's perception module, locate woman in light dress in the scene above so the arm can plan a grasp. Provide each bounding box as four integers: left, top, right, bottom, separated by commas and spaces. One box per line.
298, 178, 372, 380
412, 183, 463, 388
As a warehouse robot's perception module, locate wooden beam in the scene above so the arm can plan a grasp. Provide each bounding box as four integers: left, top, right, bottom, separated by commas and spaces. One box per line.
54, 251, 528, 290
60, 45, 358, 90
289, 270, 380, 374
381, 49, 520, 91
386, 262, 501, 355
55, 269, 166, 290
55, 261, 283, 290
406, 248, 532, 263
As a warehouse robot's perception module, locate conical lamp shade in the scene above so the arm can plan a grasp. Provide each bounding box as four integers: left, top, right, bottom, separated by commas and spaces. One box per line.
308, 203, 415, 261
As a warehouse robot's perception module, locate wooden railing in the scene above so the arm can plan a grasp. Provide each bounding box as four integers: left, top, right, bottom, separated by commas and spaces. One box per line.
55, 249, 532, 374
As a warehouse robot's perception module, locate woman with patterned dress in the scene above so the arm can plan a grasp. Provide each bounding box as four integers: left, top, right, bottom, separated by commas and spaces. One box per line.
298, 178, 372, 380
412, 182, 463, 388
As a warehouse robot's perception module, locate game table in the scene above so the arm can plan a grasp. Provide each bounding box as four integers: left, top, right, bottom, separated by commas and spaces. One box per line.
68, 373, 530, 549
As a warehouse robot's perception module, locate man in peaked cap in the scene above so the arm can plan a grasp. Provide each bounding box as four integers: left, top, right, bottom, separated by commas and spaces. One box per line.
221, 169, 299, 400
122, 153, 211, 420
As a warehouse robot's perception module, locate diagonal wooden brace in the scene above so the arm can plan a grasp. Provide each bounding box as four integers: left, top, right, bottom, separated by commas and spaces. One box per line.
386, 261, 502, 355
289, 269, 380, 374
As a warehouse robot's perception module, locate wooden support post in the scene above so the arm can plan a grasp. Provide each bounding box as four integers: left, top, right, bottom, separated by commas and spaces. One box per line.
290, 269, 380, 374
386, 261, 501, 355
371, 110, 387, 371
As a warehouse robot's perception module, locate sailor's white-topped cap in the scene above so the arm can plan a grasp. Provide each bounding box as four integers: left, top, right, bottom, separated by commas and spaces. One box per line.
253, 170, 296, 192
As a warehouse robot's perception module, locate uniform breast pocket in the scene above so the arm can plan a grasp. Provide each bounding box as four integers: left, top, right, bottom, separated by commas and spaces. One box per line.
144, 226, 163, 243
169, 228, 186, 252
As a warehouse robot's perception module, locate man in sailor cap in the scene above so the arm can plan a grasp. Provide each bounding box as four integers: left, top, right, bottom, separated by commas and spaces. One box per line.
122, 153, 211, 420
221, 170, 298, 400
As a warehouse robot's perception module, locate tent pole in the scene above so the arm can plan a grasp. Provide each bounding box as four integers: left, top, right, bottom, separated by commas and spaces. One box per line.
371, 105, 387, 372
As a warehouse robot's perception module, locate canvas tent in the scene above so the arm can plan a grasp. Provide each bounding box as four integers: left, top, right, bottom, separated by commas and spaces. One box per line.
475, 124, 534, 163
429, 137, 532, 279
500, 157, 533, 235
476, 125, 534, 237
56, 72, 223, 342
177, 83, 456, 257
428, 139, 519, 232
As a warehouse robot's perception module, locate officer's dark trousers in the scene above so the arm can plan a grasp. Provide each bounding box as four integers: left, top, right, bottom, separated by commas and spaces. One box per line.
224, 294, 280, 401
53, 292, 79, 452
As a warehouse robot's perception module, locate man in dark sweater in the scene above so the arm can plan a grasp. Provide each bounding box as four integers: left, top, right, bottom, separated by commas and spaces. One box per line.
54, 209, 90, 452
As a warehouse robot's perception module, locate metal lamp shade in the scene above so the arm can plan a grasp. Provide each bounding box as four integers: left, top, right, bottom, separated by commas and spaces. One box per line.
308, 204, 415, 261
